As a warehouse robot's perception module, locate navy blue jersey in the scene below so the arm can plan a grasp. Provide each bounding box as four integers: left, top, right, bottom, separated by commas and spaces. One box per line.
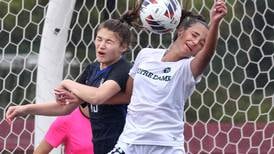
78, 57, 132, 154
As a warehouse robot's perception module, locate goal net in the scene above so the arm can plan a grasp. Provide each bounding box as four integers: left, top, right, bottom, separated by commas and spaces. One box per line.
0, 0, 273, 153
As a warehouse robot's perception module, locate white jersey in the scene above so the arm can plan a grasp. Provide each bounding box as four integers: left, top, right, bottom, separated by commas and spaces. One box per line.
118, 48, 201, 147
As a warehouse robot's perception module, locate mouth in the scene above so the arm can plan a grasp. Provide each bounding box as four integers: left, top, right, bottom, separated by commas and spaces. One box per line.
185, 43, 193, 52
97, 51, 106, 56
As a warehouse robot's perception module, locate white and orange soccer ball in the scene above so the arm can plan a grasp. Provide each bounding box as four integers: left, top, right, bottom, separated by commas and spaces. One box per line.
139, 0, 182, 34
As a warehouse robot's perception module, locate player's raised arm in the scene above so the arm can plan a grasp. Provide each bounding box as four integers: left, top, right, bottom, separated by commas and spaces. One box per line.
191, 0, 227, 77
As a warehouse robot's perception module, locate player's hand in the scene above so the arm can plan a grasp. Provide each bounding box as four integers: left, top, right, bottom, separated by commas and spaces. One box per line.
54, 88, 81, 105
5, 105, 25, 124
54, 82, 71, 105
211, 0, 227, 24
54, 88, 70, 105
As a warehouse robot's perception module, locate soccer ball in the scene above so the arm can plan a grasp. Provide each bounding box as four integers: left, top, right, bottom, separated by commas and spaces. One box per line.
139, 0, 182, 34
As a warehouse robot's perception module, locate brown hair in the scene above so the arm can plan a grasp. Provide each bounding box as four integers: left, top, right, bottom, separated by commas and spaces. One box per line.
95, 1, 144, 50
174, 10, 208, 41
96, 19, 131, 48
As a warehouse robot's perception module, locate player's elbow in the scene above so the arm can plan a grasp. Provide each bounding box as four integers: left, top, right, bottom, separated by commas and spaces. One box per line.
91, 98, 106, 105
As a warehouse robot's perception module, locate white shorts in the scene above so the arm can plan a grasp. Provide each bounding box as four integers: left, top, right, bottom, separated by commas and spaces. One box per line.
108, 141, 185, 154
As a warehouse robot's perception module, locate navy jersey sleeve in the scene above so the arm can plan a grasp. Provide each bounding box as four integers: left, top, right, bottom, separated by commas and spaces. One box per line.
107, 58, 132, 92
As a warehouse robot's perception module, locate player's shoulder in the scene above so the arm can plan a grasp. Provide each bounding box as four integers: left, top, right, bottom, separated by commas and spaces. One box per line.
81, 62, 99, 76
111, 57, 132, 72
84, 61, 99, 71
115, 57, 132, 67
138, 48, 166, 58
141, 47, 165, 54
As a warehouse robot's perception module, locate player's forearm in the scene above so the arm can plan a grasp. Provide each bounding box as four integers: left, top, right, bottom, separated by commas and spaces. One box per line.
191, 22, 220, 77
196, 0, 227, 71
60, 79, 132, 105
202, 22, 219, 60
106, 92, 131, 105
23, 101, 77, 116
60, 79, 105, 105
106, 77, 133, 104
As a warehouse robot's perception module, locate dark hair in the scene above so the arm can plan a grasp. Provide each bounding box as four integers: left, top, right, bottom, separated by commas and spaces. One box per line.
95, 1, 143, 49
119, 0, 143, 28
96, 19, 131, 48
174, 10, 208, 41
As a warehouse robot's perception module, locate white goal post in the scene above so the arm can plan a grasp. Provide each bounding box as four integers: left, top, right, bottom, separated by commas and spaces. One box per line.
35, 0, 76, 153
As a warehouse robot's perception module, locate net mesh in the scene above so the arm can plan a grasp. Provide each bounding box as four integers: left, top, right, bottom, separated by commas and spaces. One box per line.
0, 0, 273, 153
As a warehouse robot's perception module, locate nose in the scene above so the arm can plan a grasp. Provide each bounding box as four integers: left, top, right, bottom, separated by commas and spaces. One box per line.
193, 38, 200, 46
98, 41, 106, 49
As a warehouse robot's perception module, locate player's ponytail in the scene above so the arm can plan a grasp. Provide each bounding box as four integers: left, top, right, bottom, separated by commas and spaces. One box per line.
119, 0, 143, 29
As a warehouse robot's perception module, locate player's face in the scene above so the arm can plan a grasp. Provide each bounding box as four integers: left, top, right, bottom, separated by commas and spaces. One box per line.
176, 23, 208, 57
95, 28, 125, 68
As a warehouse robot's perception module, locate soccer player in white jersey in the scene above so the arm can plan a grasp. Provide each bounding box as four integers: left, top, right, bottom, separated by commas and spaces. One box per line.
108, 0, 227, 153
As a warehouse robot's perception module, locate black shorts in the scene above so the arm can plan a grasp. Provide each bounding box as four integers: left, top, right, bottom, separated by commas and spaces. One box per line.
93, 137, 120, 154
